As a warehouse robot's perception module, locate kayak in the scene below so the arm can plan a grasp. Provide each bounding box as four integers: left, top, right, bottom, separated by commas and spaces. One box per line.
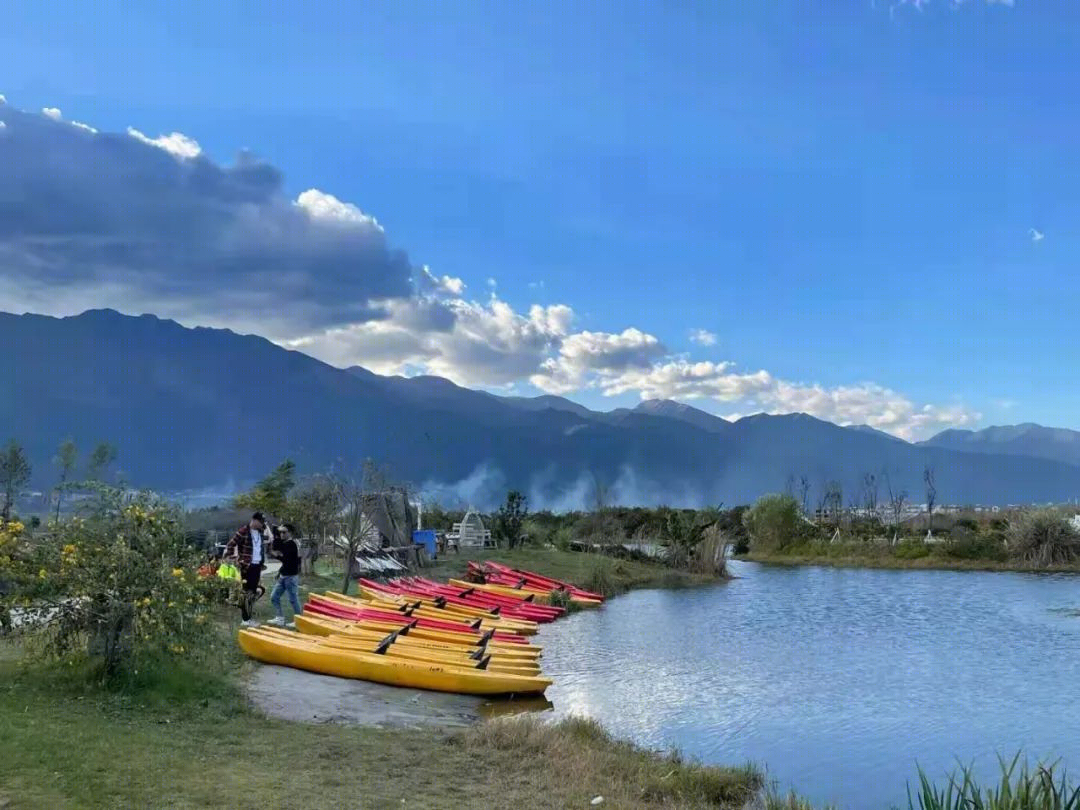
329, 616, 542, 654
347, 586, 542, 632
294, 614, 542, 663
261, 627, 541, 676
321, 590, 539, 636
304, 595, 531, 643
238, 628, 551, 696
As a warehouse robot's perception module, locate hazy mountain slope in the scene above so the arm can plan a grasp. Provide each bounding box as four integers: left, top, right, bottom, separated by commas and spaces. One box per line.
921, 424, 1080, 468
4, 310, 1080, 507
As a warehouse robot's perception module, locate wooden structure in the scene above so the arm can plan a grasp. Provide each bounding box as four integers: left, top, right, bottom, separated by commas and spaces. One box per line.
450, 509, 495, 549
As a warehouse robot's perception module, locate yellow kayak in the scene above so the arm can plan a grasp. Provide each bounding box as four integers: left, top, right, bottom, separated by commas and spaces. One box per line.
238, 628, 552, 695
323, 590, 539, 635
276, 630, 542, 676
342, 616, 543, 654
294, 614, 541, 662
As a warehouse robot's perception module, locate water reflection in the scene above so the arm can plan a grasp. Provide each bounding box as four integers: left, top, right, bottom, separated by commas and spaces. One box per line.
477, 695, 555, 719
531, 563, 1080, 809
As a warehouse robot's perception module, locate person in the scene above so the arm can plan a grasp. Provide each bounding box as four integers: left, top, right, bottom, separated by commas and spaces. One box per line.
225, 512, 268, 627
268, 523, 302, 627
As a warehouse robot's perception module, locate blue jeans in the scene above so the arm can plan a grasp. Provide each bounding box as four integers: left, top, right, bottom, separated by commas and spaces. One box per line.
270, 574, 302, 618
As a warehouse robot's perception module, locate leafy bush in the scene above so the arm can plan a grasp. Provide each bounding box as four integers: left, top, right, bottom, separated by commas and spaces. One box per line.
1007, 509, 1080, 567
743, 494, 802, 552
4, 487, 224, 679
892, 540, 931, 560
943, 532, 1008, 562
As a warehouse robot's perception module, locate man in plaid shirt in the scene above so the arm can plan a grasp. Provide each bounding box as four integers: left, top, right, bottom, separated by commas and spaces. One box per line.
225, 512, 268, 626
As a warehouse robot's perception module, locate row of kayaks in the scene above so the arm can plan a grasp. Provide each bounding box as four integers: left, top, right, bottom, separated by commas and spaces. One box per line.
237, 564, 605, 696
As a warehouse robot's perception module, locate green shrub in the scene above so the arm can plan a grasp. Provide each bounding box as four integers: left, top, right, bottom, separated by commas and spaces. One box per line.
743, 494, 802, 552
4, 486, 224, 680
892, 540, 931, 560
943, 533, 1008, 562
1006, 509, 1080, 567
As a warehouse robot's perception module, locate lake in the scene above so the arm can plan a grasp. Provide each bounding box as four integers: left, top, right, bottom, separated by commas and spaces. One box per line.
535, 561, 1080, 809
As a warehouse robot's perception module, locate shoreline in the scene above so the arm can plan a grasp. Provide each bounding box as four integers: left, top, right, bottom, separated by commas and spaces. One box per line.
738, 550, 1080, 574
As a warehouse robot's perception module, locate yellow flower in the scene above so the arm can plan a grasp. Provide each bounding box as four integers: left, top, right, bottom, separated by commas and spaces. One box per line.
172, 568, 185, 578
38, 568, 47, 579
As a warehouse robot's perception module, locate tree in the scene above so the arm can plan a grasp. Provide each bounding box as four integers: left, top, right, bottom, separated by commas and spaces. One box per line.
798, 475, 811, 516
495, 490, 528, 548
291, 476, 342, 574
743, 493, 801, 552
0, 440, 31, 522
923, 465, 937, 539
885, 471, 907, 545
53, 439, 78, 523
4, 487, 221, 677
332, 460, 384, 594
824, 481, 843, 535
233, 459, 296, 518
862, 473, 879, 516
87, 442, 117, 481
784, 474, 796, 498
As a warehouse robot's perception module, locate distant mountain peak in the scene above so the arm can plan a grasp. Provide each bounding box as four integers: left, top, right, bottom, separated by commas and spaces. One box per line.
633, 399, 730, 433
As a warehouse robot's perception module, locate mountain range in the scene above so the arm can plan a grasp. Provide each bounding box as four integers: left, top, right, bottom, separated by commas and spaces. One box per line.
5, 309, 1080, 509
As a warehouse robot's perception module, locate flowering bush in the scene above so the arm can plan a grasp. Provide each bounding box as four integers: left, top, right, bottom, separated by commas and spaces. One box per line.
4, 487, 224, 678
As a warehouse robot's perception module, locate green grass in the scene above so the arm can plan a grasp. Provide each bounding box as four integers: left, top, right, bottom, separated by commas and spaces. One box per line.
740, 543, 1080, 574
425, 545, 720, 596
0, 642, 759, 810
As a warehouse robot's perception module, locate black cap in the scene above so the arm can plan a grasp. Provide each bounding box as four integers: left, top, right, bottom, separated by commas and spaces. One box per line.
252, 512, 265, 522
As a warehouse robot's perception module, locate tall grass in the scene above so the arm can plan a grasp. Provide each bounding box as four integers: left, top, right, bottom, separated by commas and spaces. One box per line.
908, 757, 1079, 810
769, 757, 1079, 810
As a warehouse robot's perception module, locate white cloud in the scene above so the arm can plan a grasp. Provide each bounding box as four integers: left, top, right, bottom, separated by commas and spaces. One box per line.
419, 266, 465, 296
126, 126, 203, 159
294, 188, 382, 231
589, 360, 978, 440
1029, 228, 1044, 242
528, 280, 545, 290
293, 294, 574, 386
0, 95, 7, 104
41, 107, 62, 121
0, 122, 6, 132
71, 120, 97, 134
689, 328, 717, 347
487, 277, 497, 288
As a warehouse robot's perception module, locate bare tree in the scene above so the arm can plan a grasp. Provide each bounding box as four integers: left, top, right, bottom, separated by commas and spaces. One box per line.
590, 470, 610, 513
331, 460, 384, 594
824, 480, 843, 537
884, 471, 907, 545
798, 475, 811, 516
923, 465, 937, 539
292, 474, 342, 574
53, 439, 77, 523
784, 474, 796, 498
862, 472, 879, 516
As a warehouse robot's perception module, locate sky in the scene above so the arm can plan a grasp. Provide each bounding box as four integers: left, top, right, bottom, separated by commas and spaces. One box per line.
0, 0, 1075, 439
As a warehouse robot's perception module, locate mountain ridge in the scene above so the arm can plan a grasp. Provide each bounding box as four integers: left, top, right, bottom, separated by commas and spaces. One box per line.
5, 309, 1080, 508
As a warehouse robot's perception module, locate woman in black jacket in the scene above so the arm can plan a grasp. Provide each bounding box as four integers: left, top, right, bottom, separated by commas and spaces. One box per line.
268, 523, 303, 627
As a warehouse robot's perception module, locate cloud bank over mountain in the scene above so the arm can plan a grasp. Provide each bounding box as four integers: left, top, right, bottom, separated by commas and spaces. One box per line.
0, 100, 978, 439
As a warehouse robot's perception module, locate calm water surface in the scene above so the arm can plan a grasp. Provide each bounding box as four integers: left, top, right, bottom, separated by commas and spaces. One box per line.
535, 561, 1080, 809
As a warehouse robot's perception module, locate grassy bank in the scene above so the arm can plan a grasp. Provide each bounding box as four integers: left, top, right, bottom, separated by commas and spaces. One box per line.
740, 543, 1080, 574
0, 643, 759, 810
425, 546, 722, 597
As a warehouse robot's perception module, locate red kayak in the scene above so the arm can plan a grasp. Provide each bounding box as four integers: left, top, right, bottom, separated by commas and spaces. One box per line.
304, 595, 529, 644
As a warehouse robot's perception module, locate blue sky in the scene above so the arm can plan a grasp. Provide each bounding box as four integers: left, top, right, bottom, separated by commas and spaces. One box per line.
0, 0, 1073, 437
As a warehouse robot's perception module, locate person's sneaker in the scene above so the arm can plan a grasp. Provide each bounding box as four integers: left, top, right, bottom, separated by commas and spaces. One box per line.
285, 622, 296, 629
268, 616, 286, 627
241, 619, 260, 628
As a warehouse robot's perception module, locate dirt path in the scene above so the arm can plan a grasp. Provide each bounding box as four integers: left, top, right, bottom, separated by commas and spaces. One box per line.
245, 663, 486, 728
